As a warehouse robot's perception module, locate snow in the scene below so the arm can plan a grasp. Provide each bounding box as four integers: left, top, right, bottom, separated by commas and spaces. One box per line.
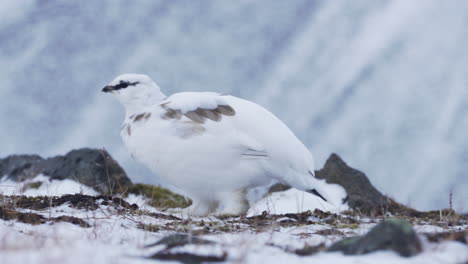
1, 179, 466, 263
163, 92, 225, 113
2, 1, 468, 212
0, 175, 98, 196
247, 188, 348, 216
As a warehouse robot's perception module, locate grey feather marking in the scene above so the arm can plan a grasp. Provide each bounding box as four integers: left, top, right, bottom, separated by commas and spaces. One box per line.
242, 149, 269, 159
195, 108, 222, 122
163, 109, 182, 120
215, 105, 235, 116
183, 105, 234, 124
161, 101, 235, 123
184, 111, 206, 123
144, 113, 152, 120
134, 113, 146, 122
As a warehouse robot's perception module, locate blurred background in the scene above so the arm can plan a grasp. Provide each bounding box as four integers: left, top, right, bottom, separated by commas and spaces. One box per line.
1, 0, 467, 212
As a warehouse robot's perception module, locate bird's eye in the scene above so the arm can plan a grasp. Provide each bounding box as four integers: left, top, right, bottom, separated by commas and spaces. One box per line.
119, 81, 129, 89
114, 80, 139, 90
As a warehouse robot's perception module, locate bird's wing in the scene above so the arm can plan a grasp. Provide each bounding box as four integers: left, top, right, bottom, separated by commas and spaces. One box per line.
160, 92, 235, 124
160, 92, 268, 158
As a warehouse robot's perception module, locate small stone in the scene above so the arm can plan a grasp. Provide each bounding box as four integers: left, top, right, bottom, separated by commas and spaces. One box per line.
328, 218, 422, 257
146, 233, 215, 249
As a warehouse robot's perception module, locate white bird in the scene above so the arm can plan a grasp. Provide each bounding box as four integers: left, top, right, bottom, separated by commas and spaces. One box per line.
102, 74, 338, 216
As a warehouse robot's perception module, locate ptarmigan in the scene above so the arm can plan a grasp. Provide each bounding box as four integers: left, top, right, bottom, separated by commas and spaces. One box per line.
102, 74, 340, 216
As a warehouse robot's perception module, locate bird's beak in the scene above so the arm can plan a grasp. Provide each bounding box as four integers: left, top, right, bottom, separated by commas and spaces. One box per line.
102, 86, 114, 93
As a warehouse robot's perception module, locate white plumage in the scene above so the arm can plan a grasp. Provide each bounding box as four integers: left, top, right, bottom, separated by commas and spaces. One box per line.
103, 74, 340, 215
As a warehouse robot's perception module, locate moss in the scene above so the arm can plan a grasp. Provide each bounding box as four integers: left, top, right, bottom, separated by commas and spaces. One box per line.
125, 183, 191, 209
21, 181, 42, 192
333, 223, 360, 229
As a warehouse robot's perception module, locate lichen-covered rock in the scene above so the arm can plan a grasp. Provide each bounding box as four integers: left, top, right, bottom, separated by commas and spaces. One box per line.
43, 148, 131, 194
328, 218, 422, 257
0, 148, 132, 194
0, 154, 44, 181
315, 153, 389, 214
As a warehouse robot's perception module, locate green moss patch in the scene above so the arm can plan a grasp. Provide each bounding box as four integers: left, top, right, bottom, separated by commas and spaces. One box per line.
125, 183, 191, 209
21, 181, 43, 192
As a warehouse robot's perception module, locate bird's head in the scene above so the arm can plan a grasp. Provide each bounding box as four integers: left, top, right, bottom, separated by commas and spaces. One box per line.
102, 74, 164, 108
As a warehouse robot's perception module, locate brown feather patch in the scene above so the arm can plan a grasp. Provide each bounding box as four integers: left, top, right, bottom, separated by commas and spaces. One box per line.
215, 105, 235, 116
144, 113, 152, 120
134, 113, 146, 122
127, 125, 132, 136
162, 109, 182, 120
195, 108, 221, 122
161, 102, 235, 124
184, 111, 206, 123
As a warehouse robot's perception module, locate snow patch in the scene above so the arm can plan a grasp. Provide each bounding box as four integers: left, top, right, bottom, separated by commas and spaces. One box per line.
0, 175, 98, 196
248, 188, 348, 216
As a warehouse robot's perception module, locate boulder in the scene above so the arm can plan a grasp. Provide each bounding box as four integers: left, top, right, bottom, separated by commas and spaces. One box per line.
328, 218, 422, 257
0, 154, 44, 181
43, 148, 131, 194
315, 153, 389, 214
0, 148, 132, 194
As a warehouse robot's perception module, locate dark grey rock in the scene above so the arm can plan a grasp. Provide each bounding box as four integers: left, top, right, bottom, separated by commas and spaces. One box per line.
315, 153, 389, 214
328, 218, 422, 257
146, 233, 215, 249
0, 155, 45, 181
43, 148, 131, 194
147, 234, 223, 264
150, 251, 227, 264
0, 148, 132, 194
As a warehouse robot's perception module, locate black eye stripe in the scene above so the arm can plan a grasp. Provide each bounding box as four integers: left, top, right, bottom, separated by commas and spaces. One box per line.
113, 80, 140, 90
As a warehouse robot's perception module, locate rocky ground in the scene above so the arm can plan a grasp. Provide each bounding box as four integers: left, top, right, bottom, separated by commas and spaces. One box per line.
0, 149, 467, 263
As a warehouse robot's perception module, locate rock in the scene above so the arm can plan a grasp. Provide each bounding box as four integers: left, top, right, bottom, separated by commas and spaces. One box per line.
147, 234, 225, 264
0, 154, 44, 181
0, 148, 132, 194
315, 229, 344, 236
150, 251, 227, 264
328, 218, 422, 257
43, 148, 131, 194
294, 243, 326, 256
146, 234, 215, 249
315, 153, 389, 214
